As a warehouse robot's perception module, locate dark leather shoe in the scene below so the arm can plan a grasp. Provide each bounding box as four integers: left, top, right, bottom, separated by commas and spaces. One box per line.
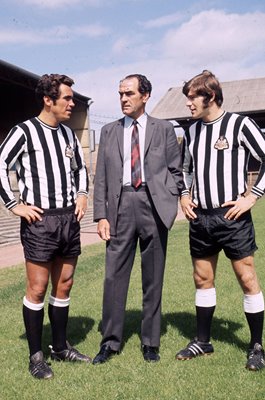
50, 341, 92, 363
142, 345, 160, 362
92, 345, 118, 365
29, 351, 54, 379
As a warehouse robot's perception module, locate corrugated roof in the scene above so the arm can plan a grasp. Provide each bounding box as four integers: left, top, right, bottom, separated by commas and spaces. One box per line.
151, 77, 265, 120
0, 58, 91, 105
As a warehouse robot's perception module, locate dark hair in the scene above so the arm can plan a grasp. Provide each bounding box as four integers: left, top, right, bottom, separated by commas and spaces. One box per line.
182, 70, 223, 107
35, 74, 74, 107
122, 74, 152, 96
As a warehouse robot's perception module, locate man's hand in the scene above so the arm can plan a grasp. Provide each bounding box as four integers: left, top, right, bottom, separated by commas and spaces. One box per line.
75, 195, 88, 222
97, 219, 110, 241
222, 193, 258, 220
180, 196, 197, 220
11, 204, 43, 223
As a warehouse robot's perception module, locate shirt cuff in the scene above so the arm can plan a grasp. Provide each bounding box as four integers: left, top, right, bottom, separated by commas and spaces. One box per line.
77, 191, 89, 197
181, 190, 190, 197
251, 187, 264, 198
6, 199, 18, 210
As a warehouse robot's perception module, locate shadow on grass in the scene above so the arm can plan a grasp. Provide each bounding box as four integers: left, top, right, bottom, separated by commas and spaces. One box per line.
164, 311, 247, 351
19, 316, 94, 356
97, 309, 247, 351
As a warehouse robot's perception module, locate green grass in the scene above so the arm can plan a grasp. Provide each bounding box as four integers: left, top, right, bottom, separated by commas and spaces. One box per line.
1, 200, 265, 399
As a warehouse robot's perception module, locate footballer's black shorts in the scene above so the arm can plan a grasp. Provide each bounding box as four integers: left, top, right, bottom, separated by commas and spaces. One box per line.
189, 207, 257, 260
21, 205, 81, 263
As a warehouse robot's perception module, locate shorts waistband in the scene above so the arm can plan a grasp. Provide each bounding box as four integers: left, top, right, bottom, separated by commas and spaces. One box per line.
122, 185, 147, 192
196, 206, 231, 215
30, 205, 75, 215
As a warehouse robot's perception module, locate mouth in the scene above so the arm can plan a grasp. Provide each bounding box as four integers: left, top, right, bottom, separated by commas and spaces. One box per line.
122, 107, 131, 114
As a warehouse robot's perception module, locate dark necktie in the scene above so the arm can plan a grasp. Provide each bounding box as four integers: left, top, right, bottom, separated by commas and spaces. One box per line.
131, 120, 142, 188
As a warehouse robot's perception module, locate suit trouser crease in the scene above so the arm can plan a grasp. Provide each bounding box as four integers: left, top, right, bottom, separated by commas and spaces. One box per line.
101, 189, 168, 350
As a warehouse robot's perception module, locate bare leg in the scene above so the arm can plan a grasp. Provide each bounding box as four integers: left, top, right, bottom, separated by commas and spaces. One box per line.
192, 255, 218, 342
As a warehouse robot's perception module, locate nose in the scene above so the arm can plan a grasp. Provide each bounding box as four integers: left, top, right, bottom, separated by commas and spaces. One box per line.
186, 98, 192, 107
120, 93, 127, 102
70, 99, 75, 107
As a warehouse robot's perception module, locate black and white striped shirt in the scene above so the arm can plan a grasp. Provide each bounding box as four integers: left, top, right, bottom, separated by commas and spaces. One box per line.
182, 112, 265, 209
0, 117, 89, 210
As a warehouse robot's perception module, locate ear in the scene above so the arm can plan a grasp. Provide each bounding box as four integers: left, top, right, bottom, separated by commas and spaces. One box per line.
43, 95, 53, 107
209, 92, 215, 104
142, 92, 150, 104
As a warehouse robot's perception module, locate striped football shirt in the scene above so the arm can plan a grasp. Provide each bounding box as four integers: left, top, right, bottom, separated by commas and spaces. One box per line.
0, 117, 88, 210
181, 111, 265, 209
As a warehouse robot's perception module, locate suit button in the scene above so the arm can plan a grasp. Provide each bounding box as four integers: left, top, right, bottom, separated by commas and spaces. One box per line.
116, 194, 119, 198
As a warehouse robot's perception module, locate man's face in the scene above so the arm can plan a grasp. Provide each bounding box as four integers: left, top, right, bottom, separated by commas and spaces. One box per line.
119, 77, 149, 119
49, 83, 75, 123
186, 89, 208, 120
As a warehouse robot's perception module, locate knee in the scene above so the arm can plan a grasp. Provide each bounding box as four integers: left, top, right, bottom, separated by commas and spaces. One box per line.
55, 277, 74, 297
64, 277, 74, 293
240, 270, 259, 293
27, 282, 48, 303
193, 270, 214, 289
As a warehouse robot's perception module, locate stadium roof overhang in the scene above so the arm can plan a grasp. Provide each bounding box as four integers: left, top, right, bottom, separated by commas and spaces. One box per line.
150, 77, 265, 131
0, 59, 92, 142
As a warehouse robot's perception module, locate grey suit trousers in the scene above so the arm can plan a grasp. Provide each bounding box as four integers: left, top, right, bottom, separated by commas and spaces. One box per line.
100, 186, 168, 351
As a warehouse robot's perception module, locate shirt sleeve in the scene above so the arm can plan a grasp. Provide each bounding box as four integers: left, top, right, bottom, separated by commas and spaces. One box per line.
0, 126, 26, 209
241, 117, 265, 198
73, 133, 89, 196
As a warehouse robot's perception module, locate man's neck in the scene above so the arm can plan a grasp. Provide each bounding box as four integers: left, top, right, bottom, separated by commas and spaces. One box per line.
202, 105, 224, 123
38, 110, 59, 127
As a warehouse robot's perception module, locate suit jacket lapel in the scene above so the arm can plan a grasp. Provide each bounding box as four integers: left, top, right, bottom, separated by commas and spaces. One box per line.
116, 118, 124, 161
144, 116, 155, 156
115, 116, 155, 159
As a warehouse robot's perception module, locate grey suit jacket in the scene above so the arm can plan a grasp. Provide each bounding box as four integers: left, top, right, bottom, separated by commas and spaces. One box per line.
93, 115, 183, 235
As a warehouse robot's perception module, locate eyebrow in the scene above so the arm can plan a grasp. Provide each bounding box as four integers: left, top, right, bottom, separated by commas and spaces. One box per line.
63, 95, 73, 100
187, 94, 199, 100
119, 90, 134, 95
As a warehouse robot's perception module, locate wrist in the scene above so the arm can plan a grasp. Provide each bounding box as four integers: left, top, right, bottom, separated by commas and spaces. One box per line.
248, 192, 259, 204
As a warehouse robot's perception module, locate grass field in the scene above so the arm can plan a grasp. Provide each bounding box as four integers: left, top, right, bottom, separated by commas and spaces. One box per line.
1, 200, 265, 399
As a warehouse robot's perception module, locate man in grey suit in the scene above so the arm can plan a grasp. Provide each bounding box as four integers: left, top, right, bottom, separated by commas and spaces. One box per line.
93, 74, 183, 364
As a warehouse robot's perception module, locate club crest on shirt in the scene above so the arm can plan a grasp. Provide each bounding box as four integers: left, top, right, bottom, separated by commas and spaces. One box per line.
65, 145, 78, 171
214, 136, 229, 150
65, 144, 74, 158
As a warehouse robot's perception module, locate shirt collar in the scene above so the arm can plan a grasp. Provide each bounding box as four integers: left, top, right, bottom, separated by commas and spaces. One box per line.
124, 112, 148, 128
202, 110, 226, 125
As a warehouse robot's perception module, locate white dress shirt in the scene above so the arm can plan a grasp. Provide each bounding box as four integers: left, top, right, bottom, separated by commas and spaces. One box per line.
123, 113, 147, 186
